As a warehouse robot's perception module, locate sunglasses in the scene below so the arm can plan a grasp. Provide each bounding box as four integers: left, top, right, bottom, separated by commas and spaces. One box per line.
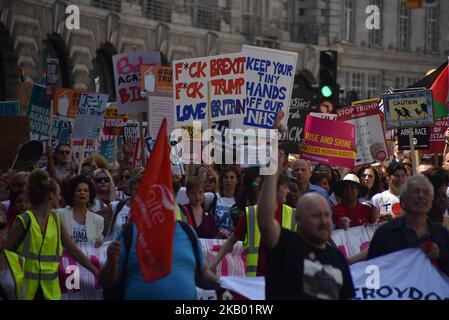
58, 150, 70, 155
95, 177, 110, 184
0, 222, 7, 230
121, 175, 130, 181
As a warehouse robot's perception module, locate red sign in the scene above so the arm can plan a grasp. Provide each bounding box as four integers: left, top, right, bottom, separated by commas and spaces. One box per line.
421, 116, 449, 154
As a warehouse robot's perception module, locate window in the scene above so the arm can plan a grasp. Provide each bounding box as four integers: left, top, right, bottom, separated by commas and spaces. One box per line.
398, 1, 410, 49
367, 74, 381, 98
395, 76, 407, 89
92, 0, 121, 12
351, 72, 365, 100
144, 0, 172, 22
368, 0, 382, 47
343, 0, 354, 42
425, 7, 438, 52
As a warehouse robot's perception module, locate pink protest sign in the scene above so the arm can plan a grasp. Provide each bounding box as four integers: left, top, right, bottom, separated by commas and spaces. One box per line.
113, 51, 161, 114
300, 115, 356, 168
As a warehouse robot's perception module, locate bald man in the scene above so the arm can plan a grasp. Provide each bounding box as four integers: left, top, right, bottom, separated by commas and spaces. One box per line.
257, 152, 355, 300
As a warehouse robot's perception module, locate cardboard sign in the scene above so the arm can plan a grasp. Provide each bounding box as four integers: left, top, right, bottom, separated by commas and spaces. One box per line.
0, 116, 30, 170
398, 127, 430, 150
242, 45, 297, 129
53, 88, 87, 118
173, 53, 246, 126
0, 101, 20, 115
27, 83, 52, 136
383, 90, 434, 129
72, 93, 109, 140
113, 51, 161, 113
280, 96, 312, 154
300, 115, 356, 168
337, 99, 388, 165
141, 65, 173, 95
148, 96, 174, 138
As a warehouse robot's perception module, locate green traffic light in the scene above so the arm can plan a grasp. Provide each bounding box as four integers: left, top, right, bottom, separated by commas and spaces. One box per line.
321, 85, 332, 97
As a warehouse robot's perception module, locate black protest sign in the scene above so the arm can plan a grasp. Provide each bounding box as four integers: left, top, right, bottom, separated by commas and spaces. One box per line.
0, 116, 30, 170
281, 96, 312, 154
398, 127, 429, 150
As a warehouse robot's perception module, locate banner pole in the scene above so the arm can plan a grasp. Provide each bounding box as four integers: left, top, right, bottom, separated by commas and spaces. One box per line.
113, 136, 118, 168
408, 127, 416, 174
78, 139, 86, 175
49, 100, 54, 147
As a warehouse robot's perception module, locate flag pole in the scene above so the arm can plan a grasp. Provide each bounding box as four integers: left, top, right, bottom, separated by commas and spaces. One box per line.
408, 128, 417, 174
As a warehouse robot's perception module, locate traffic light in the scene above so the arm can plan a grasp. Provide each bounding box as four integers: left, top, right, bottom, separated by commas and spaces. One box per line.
319, 50, 339, 110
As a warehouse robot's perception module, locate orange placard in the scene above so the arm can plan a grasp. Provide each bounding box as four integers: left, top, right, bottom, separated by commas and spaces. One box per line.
53, 88, 88, 118
140, 65, 172, 95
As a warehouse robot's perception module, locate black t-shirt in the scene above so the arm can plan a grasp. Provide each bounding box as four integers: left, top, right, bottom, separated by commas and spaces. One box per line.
265, 228, 355, 300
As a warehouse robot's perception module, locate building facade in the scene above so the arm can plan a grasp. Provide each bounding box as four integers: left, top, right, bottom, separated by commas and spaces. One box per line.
0, 0, 448, 103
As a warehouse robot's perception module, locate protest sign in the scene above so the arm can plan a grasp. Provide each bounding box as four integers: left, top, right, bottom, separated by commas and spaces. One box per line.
27, 83, 52, 136
53, 88, 86, 118
383, 90, 434, 129
300, 115, 356, 168
99, 138, 122, 164
113, 51, 161, 113
72, 139, 96, 165
148, 96, 174, 138
173, 53, 246, 126
309, 112, 337, 120
331, 224, 379, 258
421, 116, 448, 154
398, 127, 430, 150
72, 93, 109, 140
17, 81, 33, 113
0, 116, 30, 170
280, 96, 312, 154
242, 45, 297, 129
337, 99, 388, 165
103, 106, 127, 136
141, 65, 173, 95
351, 248, 449, 300
0, 101, 20, 115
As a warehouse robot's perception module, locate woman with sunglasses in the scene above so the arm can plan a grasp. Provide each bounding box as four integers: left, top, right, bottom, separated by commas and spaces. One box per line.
90, 169, 117, 213
5, 169, 99, 300
116, 167, 131, 201
58, 175, 104, 246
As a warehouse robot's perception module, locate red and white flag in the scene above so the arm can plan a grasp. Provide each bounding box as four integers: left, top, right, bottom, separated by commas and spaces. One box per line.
130, 118, 175, 282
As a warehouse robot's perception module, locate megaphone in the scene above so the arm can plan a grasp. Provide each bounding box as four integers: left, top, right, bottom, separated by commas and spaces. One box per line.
11, 140, 44, 169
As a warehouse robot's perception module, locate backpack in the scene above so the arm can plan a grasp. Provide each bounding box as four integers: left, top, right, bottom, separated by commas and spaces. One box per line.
102, 221, 201, 300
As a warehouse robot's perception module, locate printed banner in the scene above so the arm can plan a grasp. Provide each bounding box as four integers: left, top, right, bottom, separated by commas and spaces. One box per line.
422, 116, 448, 154
53, 88, 87, 118
331, 224, 379, 258
300, 115, 356, 168
242, 45, 297, 129
337, 99, 388, 165
0, 101, 20, 115
384, 90, 434, 129
72, 93, 109, 140
27, 84, 52, 136
148, 96, 174, 138
103, 106, 128, 136
351, 248, 449, 300
173, 53, 246, 126
113, 51, 161, 113
398, 127, 430, 150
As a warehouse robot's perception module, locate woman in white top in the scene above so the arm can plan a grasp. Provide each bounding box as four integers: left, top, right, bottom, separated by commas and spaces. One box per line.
58, 175, 104, 245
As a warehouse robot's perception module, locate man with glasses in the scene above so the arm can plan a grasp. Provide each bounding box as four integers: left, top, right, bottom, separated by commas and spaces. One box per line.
372, 162, 407, 219
368, 174, 449, 277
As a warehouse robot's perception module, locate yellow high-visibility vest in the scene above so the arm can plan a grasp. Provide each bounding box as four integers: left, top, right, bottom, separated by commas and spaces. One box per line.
175, 204, 189, 224
244, 204, 295, 276
3, 249, 25, 300
16, 210, 63, 300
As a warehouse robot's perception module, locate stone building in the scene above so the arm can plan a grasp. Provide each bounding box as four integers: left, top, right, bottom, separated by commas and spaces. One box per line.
0, 0, 447, 103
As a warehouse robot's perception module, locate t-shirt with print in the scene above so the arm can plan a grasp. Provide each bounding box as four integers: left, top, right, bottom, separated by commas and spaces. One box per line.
72, 220, 88, 243
213, 193, 236, 234
265, 228, 355, 300
107, 201, 131, 241
372, 190, 400, 215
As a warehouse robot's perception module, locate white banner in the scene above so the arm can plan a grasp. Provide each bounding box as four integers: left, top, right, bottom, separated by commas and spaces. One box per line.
351, 248, 449, 300
331, 224, 379, 258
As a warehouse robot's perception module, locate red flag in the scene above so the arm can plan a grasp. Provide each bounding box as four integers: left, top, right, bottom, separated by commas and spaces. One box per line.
430, 63, 449, 118
130, 118, 175, 282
